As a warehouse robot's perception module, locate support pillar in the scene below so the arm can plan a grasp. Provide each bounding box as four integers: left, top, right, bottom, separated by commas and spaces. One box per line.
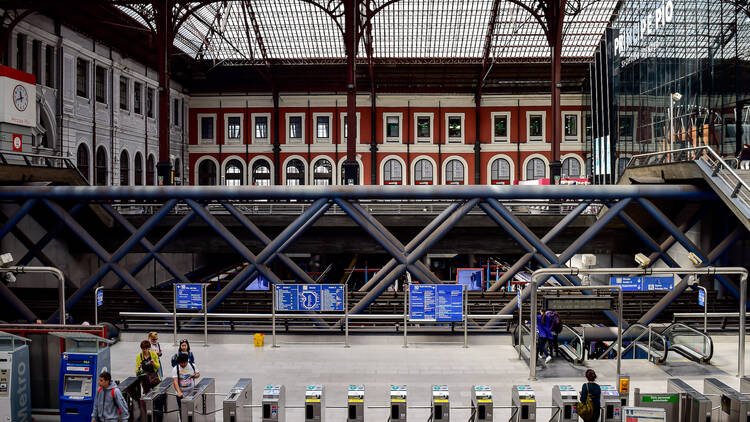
342, 0, 359, 185
155, 0, 175, 185
548, 5, 565, 184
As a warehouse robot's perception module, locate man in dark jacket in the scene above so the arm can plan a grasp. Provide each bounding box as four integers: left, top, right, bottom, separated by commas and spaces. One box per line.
91, 371, 130, 422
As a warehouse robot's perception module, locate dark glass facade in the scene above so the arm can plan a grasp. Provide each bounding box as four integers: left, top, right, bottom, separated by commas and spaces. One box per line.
587, 0, 750, 183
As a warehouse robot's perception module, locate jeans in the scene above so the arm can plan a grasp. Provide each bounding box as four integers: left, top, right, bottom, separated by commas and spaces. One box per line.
538, 337, 551, 358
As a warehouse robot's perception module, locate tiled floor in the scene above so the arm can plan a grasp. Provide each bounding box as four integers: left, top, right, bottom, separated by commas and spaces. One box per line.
111, 332, 749, 421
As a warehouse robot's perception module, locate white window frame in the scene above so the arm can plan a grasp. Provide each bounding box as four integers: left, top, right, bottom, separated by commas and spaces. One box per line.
119, 76, 130, 111
413, 112, 434, 143
224, 113, 244, 145
445, 113, 465, 143
198, 113, 217, 145
286, 113, 305, 144
562, 111, 581, 142
491, 112, 511, 143
252, 113, 271, 144
526, 111, 546, 142
561, 153, 586, 179
313, 112, 333, 144
383, 112, 403, 143
133, 81, 143, 115
618, 113, 636, 141
339, 112, 361, 144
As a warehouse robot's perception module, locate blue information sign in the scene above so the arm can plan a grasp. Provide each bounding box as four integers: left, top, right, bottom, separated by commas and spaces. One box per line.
245, 275, 270, 291
274, 284, 344, 312
457, 268, 484, 291
642, 276, 674, 291
409, 284, 464, 322
96, 289, 103, 307
698, 290, 705, 307
610, 276, 674, 291
610, 277, 642, 291
176, 284, 203, 310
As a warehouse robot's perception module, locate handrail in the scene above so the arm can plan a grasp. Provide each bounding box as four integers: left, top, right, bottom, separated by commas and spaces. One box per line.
595, 323, 667, 363
0, 150, 87, 183
673, 312, 749, 319
557, 324, 585, 363
660, 322, 713, 363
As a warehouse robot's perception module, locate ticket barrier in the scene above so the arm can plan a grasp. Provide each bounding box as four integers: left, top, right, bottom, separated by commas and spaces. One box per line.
390, 385, 407, 422
511, 385, 536, 422
704, 378, 750, 422
347, 385, 364, 422
431, 385, 449, 422
600, 385, 622, 422
663, 378, 712, 422
471, 385, 493, 421
0, 332, 31, 422
53, 332, 113, 422
305, 385, 324, 422
261, 385, 285, 422
551, 385, 578, 422
180, 378, 216, 422
741, 377, 750, 395
142, 378, 178, 422
223, 378, 252, 422
116, 376, 141, 422
633, 388, 679, 421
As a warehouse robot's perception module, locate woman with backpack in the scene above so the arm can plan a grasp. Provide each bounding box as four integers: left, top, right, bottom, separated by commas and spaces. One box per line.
135, 340, 161, 395
578, 369, 601, 422
536, 309, 555, 364
171, 339, 196, 367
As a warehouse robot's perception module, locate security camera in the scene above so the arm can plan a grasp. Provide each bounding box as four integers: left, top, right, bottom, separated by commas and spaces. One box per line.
0, 253, 13, 268
2, 272, 15, 284
634, 253, 650, 268
687, 252, 703, 266
671, 92, 683, 102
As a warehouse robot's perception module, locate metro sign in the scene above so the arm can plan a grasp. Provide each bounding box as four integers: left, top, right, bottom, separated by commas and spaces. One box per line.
11, 133, 22, 152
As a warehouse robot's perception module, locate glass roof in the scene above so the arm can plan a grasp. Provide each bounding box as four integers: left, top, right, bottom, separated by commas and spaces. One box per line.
116, 0, 620, 64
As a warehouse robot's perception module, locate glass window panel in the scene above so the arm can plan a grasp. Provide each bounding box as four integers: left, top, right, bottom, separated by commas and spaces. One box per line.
289, 116, 302, 138
255, 116, 268, 138
228, 116, 241, 139
316, 116, 330, 138
133, 82, 142, 115
494, 116, 507, 138
448, 117, 462, 138
529, 115, 543, 137
387, 116, 400, 138
76, 58, 88, 98
417, 117, 430, 138
564, 115, 577, 137
201, 117, 214, 140
119, 77, 128, 110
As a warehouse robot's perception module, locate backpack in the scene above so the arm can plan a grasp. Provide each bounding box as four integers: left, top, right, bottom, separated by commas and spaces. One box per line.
576, 383, 595, 420
97, 387, 122, 415
549, 311, 563, 333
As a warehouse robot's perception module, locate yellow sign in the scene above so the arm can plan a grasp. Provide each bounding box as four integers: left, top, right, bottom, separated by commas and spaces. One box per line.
391, 399, 406, 403
477, 399, 492, 403
434, 399, 449, 403
619, 376, 630, 394
305, 399, 321, 402
520, 399, 535, 403
348, 399, 364, 403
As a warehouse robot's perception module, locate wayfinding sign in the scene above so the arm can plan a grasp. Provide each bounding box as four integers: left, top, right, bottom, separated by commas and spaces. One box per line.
409, 284, 464, 322
623, 407, 667, 422
96, 289, 103, 307
274, 284, 345, 312
610, 276, 674, 291
176, 283, 203, 310
456, 268, 483, 291
610, 276, 642, 291
698, 290, 705, 307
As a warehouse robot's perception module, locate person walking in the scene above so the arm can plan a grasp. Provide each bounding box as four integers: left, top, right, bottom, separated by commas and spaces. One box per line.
172, 353, 200, 415
170, 339, 196, 368
91, 371, 130, 422
578, 369, 602, 422
536, 309, 555, 364
136, 340, 161, 395
547, 310, 563, 356
738, 144, 750, 170
148, 332, 163, 378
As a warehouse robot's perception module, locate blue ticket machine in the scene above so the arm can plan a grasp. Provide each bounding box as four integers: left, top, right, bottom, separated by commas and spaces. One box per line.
51, 332, 112, 422
0, 331, 31, 422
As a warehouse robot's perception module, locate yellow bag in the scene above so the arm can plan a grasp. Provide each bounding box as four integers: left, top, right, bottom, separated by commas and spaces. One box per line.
253, 333, 265, 347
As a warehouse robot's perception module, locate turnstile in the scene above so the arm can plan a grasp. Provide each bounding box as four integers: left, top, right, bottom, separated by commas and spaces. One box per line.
0, 332, 31, 422
116, 376, 142, 422
704, 378, 750, 422
389, 385, 407, 422
551, 385, 577, 422
431, 385, 449, 422
633, 388, 679, 421
600, 385, 622, 422
666, 378, 712, 422
740, 377, 750, 395
261, 385, 285, 422
304, 385, 324, 422
142, 378, 178, 422
347, 385, 364, 422
223, 378, 252, 422
179, 378, 216, 422
471, 385, 493, 422
511, 385, 536, 422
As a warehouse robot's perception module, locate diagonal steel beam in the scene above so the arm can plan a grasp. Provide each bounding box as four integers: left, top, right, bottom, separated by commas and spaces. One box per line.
0, 198, 36, 241
617, 211, 679, 267
17, 203, 84, 266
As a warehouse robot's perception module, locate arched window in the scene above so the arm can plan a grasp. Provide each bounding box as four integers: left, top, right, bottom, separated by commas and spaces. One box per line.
525, 158, 546, 180
224, 159, 243, 186
146, 154, 155, 185
76, 144, 89, 183
445, 159, 464, 185
252, 160, 272, 186
134, 152, 143, 185
198, 160, 217, 185
95, 146, 107, 186
286, 159, 305, 186
490, 158, 511, 185
383, 159, 402, 185
174, 158, 182, 185
414, 159, 433, 185
120, 150, 129, 186
340, 161, 361, 185
562, 157, 582, 178
313, 159, 333, 185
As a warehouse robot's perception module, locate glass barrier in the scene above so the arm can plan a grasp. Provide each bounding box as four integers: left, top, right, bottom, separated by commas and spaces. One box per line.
660, 322, 713, 363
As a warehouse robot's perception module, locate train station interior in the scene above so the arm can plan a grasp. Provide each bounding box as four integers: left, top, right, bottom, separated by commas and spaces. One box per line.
0, 0, 748, 421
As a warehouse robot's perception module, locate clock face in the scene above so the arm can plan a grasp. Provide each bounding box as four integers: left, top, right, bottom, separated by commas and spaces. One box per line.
12, 85, 28, 112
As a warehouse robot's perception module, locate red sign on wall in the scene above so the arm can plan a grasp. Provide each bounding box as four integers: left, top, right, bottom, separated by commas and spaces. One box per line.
11, 133, 22, 152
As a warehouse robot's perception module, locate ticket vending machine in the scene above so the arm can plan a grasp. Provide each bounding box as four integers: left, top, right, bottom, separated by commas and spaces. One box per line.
0, 332, 31, 422
261, 385, 285, 422
223, 378, 252, 422
305, 385, 324, 422
666, 379, 712, 422
431, 385, 450, 422
390, 385, 407, 422
471, 385, 493, 422
600, 385, 622, 422
551, 385, 578, 422
347, 385, 364, 422
704, 378, 750, 422
511, 385, 536, 422
52, 332, 113, 422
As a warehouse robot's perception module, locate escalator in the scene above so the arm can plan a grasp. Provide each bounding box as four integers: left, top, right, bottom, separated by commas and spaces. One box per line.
660, 322, 713, 363
557, 324, 585, 364
592, 322, 712, 364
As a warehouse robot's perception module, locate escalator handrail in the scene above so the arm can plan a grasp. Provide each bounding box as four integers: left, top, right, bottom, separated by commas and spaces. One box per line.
659, 322, 713, 362
558, 324, 585, 363
595, 323, 668, 361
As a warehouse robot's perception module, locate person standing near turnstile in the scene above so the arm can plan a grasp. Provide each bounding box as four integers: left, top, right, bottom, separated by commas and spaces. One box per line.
172, 354, 200, 416
578, 369, 601, 422
91, 371, 130, 422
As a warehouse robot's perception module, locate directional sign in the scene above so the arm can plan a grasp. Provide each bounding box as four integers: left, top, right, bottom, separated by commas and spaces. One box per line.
642, 276, 674, 291
96, 289, 103, 307
274, 284, 344, 312
175, 283, 203, 310
610, 276, 642, 291
698, 290, 705, 307
610, 276, 675, 291
409, 284, 464, 322
457, 268, 483, 291
623, 407, 666, 422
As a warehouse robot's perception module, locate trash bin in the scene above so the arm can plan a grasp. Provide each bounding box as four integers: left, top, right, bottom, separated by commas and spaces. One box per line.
253, 333, 265, 347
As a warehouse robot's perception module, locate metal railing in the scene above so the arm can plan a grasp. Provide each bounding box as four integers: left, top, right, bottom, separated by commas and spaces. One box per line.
627, 146, 750, 213
595, 323, 668, 363
661, 322, 713, 363
0, 150, 86, 180
557, 324, 585, 364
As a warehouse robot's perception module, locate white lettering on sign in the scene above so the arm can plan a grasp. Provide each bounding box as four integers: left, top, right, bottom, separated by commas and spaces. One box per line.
614, 0, 674, 62
16, 361, 29, 422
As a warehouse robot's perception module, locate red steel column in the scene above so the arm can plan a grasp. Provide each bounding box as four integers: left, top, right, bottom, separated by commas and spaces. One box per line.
155, 0, 174, 185
342, 0, 359, 184
548, 2, 565, 184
